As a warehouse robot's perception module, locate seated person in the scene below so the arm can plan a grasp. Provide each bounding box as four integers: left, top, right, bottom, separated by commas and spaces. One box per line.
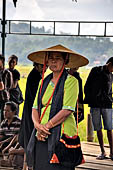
0, 101, 21, 153
2, 134, 18, 155
0, 141, 24, 169
9, 144, 24, 169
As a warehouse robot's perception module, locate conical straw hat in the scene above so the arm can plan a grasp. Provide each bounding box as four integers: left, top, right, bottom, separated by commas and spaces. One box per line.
28, 44, 89, 68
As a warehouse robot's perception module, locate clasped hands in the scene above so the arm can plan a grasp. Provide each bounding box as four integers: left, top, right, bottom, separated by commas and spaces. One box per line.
35, 123, 51, 141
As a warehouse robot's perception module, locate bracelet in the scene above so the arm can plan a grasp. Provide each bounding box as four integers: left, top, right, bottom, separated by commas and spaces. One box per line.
50, 120, 54, 128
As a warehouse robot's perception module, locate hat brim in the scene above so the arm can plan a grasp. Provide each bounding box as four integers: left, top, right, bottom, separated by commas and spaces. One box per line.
28, 44, 89, 68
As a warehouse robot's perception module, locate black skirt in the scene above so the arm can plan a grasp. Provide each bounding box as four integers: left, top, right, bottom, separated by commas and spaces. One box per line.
34, 140, 75, 170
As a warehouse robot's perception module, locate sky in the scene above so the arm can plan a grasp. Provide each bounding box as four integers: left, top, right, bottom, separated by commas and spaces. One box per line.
0, 0, 113, 21
0, 0, 113, 37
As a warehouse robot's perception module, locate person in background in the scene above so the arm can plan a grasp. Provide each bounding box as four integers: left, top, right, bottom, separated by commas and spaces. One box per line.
18, 62, 43, 169
0, 55, 13, 121
8, 55, 24, 115
84, 57, 113, 160
26, 44, 88, 170
0, 140, 24, 169
8, 55, 19, 89
68, 67, 84, 123
0, 101, 21, 155
9, 144, 24, 170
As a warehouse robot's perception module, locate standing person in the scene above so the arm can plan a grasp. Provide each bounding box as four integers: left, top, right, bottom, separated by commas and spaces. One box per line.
26, 44, 88, 170
8, 55, 24, 115
18, 62, 43, 152
8, 55, 20, 89
0, 55, 13, 121
84, 57, 113, 160
68, 67, 84, 123
18, 62, 43, 170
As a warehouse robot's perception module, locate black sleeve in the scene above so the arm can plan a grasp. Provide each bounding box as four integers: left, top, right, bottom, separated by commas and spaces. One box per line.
13, 70, 20, 81
102, 72, 112, 103
84, 67, 96, 94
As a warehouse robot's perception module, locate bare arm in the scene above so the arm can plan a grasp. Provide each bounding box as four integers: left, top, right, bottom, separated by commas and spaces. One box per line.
0, 136, 13, 145
34, 108, 72, 141
9, 147, 24, 155
12, 148, 24, 155
2, 135, 18, 154
12, 80, 18, 88
32, 108, 51, 141
0, 81, 4, 90
32, 108, 40, 129
46, 109, 72, 129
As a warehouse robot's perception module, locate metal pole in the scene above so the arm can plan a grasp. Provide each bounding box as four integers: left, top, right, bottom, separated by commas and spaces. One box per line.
1, 0, 6, 57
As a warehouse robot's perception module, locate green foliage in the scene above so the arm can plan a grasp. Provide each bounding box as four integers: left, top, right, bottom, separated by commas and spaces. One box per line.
0, 23, 113, 67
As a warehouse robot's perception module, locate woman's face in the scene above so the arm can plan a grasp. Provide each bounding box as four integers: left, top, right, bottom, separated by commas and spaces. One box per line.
48, 52, 65, 72
9, 59, 17, 69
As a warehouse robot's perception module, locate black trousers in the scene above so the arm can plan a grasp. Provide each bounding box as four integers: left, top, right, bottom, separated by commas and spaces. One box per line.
34, 140, 75, 170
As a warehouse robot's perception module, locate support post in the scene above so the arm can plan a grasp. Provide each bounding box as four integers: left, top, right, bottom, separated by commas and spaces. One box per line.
1, 0, 6, 58
87, 113, 94, 142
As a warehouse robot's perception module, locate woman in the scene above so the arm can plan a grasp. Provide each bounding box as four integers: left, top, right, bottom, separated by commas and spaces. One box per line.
27, 44, 89, 170
8, 55, 24, 115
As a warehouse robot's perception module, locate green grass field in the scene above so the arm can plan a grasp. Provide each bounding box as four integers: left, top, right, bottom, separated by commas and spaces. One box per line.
17, 65, 109, 144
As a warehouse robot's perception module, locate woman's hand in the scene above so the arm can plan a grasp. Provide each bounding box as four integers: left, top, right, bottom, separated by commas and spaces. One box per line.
36, 132, 46, 141
36, 124, 51, 141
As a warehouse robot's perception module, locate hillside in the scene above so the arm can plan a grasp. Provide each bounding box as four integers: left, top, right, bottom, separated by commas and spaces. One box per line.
0, 23, 113, 66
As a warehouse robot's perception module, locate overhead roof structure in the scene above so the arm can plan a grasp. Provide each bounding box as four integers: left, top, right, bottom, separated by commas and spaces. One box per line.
1, 19, 113, 37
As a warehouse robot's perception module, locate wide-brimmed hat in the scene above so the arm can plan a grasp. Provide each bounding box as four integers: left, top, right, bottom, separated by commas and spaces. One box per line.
28, 44, 89, 68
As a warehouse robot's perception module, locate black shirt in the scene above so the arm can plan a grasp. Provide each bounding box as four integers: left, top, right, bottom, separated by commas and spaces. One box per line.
9, 69, 20, 82
84, 65, 112, 108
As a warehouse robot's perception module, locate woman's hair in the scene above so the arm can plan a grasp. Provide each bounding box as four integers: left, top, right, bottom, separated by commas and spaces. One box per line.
106, 57, 113, 65
5, 101, 17, 112
33, 62, 43, 67
62, 52, 69, 65
8, 55, 18, 65
48, 52, 69, 65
